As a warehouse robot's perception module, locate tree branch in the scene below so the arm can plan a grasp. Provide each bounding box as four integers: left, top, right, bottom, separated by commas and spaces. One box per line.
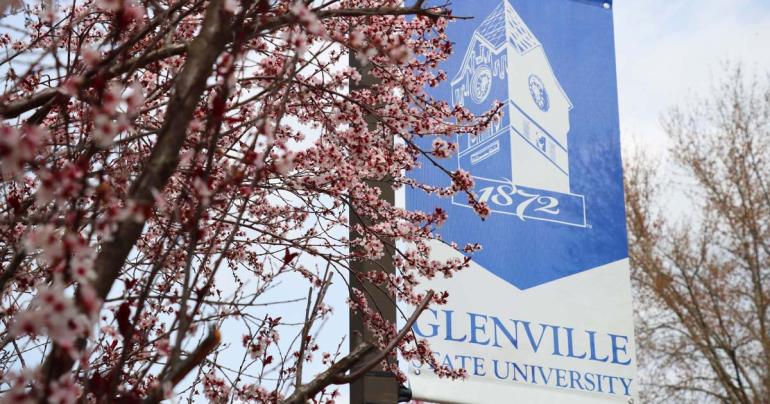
39, 0, 233, 385
280, 291, 434, 404
334, 290, 434, 385
143, 327, 222, 404
0, 43, 188, 119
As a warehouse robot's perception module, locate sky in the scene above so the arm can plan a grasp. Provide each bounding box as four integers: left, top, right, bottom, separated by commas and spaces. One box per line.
614, 0, 770, 154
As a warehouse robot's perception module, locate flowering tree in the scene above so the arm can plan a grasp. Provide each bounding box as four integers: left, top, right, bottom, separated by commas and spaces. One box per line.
0, 0, 498, 402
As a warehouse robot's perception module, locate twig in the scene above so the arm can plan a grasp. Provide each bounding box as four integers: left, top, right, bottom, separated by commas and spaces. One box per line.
142, 327, 222, 404
334, 290, 434, 385
279, 291, 434, 404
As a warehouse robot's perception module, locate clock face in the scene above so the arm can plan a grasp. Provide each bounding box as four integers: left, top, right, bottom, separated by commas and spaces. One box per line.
471, 66, 493, 104
528, 74, 550, 112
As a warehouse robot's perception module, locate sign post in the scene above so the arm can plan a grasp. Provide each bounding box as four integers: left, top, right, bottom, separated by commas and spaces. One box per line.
349, 55, 400, 404
405, 0, 638, 402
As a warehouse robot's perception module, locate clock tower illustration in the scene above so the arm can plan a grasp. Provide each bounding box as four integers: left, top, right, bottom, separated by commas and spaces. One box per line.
451, 0, 573, 194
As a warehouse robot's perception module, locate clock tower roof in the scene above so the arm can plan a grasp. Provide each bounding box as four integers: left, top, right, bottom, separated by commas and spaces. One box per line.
476, 0, 540, 54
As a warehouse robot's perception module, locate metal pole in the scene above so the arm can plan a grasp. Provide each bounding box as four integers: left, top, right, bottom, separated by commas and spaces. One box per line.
349, 54, 399, 404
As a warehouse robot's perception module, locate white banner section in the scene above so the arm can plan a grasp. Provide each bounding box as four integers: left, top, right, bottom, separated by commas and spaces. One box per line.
406, 241, 637, 403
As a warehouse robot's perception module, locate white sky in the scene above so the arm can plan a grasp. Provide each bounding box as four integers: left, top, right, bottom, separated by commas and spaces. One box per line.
614, 0, 770, 154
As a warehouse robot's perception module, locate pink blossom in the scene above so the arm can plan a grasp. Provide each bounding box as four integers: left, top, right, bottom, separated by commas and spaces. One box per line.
349, 28, 366, 48
123, 1, 145, 22
11, 280, 93, 347
48, 374, 82, 404
1, 368, 38, 404
203, 372, 231, 403
96, 0, 121, 12
101, 83, 123, 114
154, 338, 171, 357
35, 162, 86, 205
451, 169, 474, 191
291, 0, 326, 37
125, 84, 144, 114
92, 113, 118, 148
116, 199, 148, 223
24, 225, 65, 265
192, 177, 212, 204
57, 76, 82, 97
223, 0, 239, 14
81, 47, 100, 68
431, 138, 456, 159
0, 124, 47, 178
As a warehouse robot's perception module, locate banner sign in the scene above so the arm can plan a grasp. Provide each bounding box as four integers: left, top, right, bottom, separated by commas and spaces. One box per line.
405, 0, 638, 402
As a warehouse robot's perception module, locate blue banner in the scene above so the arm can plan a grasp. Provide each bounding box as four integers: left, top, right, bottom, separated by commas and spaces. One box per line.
408, 0, 627, 290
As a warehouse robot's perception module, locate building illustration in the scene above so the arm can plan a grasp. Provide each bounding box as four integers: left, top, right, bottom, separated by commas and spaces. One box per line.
452, 0, 573, 194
